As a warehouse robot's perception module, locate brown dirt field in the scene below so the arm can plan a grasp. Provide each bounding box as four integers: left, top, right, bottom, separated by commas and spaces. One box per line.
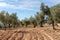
0, 26, 60, 40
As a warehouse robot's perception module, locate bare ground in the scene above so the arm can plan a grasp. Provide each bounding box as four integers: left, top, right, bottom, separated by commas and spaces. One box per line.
0, 26, 60, 40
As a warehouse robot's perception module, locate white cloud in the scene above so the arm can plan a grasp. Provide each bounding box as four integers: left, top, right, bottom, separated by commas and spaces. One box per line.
0, 0, 60, 11
0, 0, 41, 11
0, 2, 16, 9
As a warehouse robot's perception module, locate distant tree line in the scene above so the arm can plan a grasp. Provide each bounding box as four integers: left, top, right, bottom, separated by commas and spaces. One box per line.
0, 3, 60, 30
20, 3, 60, 30
0, 11, 20, 29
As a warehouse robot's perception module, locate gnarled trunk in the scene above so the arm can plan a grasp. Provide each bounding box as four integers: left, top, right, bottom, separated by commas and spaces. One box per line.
40, 21, 43, 27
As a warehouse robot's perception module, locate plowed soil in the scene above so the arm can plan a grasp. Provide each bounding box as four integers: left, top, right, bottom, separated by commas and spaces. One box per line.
0, 26, 60, 40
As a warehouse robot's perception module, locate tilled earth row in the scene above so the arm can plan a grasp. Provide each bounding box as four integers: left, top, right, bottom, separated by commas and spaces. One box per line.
0, 27, 60, 40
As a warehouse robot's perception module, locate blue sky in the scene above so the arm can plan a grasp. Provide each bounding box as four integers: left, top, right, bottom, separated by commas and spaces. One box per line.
0, 0, 60, 20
